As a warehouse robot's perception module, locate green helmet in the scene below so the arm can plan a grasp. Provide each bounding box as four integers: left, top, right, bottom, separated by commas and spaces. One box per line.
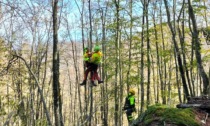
84, 47, 89, 52
94, 46, 100, 52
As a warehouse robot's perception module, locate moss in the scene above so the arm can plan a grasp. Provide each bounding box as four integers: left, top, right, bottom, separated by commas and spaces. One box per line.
141, 105, 200, 126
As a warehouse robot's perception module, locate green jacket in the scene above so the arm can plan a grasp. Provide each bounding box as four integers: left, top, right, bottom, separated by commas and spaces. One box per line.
90, 51, 102, 64
124, 93, 135, 109
83, 53, 90, 61
129, 95, 135, 106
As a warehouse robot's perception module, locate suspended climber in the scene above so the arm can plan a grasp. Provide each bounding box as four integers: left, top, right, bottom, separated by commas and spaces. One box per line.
80, 46, 103, 86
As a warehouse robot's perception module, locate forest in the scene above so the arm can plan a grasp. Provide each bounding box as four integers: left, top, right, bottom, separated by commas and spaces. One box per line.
0, 0, 210, 126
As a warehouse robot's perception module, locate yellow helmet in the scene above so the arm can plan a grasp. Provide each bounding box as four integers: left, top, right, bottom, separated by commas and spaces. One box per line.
129, 88, 135, 95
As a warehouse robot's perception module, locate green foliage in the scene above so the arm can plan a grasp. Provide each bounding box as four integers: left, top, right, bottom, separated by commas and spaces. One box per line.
184, 28, 191, 34
160, 90, 179, 99
192, 0, 200, 2
193, 6, 207, 15
202, 53, 210, 62
132, 36, 141, 41
191, 0, 207, 15
0, 107, 6, 116
35, 118, 47, 126
140, 105, 200, 126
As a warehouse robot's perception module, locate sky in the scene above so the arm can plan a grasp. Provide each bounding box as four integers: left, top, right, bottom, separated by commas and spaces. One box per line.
1, 0, 210, 45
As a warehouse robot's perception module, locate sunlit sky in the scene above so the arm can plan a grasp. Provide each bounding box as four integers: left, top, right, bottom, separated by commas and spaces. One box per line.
0, 0, 210, 45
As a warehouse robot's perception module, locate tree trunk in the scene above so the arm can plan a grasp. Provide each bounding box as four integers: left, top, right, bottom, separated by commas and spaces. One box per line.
164, 0, 190, 100
100, 5, 108, 126
52, 0, 63, 125
152, 3, 162, 104
159, 1, 166, 104
140, 0, 146, 113
177, 0, 193, 96
114, 0, 120, 125
15, 55, 52, 125
88, 1, 94, 126
126, 0, 133, 94
145, 0, 151, 107
188, 0, 209, 95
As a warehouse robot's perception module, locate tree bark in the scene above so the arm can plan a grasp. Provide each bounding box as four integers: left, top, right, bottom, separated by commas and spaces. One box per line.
145, 0, 151, 107
152, 2, 161, 104
159, 1, 167, 104
164, 0, 190, 100
99, 4, 108, 126
52, 0, 63, 125
114, 0, 120, 125
177, 0, 193, 96
140, 0, 146, 113
188, 0, 209, 95
88, 1, 94, 126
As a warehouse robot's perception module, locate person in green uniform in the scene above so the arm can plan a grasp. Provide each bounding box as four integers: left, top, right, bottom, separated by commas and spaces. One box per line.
89, 45, 103, 84
123, 88, 136, 124
80, 46, 103, 86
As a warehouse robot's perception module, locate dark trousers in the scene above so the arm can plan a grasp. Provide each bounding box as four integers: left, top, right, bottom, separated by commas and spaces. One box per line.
91, 64, 101, 81
125, 108, 134, 123
83, 63, 93, 81
83, 63, 100, 81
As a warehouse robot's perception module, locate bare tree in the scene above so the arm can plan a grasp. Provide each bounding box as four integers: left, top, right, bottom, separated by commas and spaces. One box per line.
164, 0, 190, 100
140, 0, 146, 113
52, 0, 64, 125
145, 0, 151, 107
187, 0, 209, 95
113, 0, 120, 125
14, 55, 52, 125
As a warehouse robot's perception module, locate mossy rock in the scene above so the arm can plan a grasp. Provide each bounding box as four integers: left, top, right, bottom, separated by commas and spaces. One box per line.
133, 104, 202, 126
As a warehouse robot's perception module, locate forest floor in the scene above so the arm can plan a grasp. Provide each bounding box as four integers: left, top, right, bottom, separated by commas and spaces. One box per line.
134, 104, 210, 126
194, 109, 210, 126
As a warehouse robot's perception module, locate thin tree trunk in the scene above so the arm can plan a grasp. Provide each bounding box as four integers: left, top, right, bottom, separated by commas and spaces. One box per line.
152, 6, 162, 104
188, 0, 209, 95
188, 13, 196, 97
28, 38, 35, 126
145, 0, 151, 107
88, 0, 93, 49
159, 1, 166, 104
57, 52, 64, 126
71, 38, 82, 124
177, 0, 193, 96
164, 0, 190, 100
15, 55, 52, 125
140, 0, 145, 113
17, 58, 27, 126
88, 1, 94, 126
52, 0, 63, 125
114, 0, 120, 125
126, 0, 133, 93
100, 5, 108, 126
